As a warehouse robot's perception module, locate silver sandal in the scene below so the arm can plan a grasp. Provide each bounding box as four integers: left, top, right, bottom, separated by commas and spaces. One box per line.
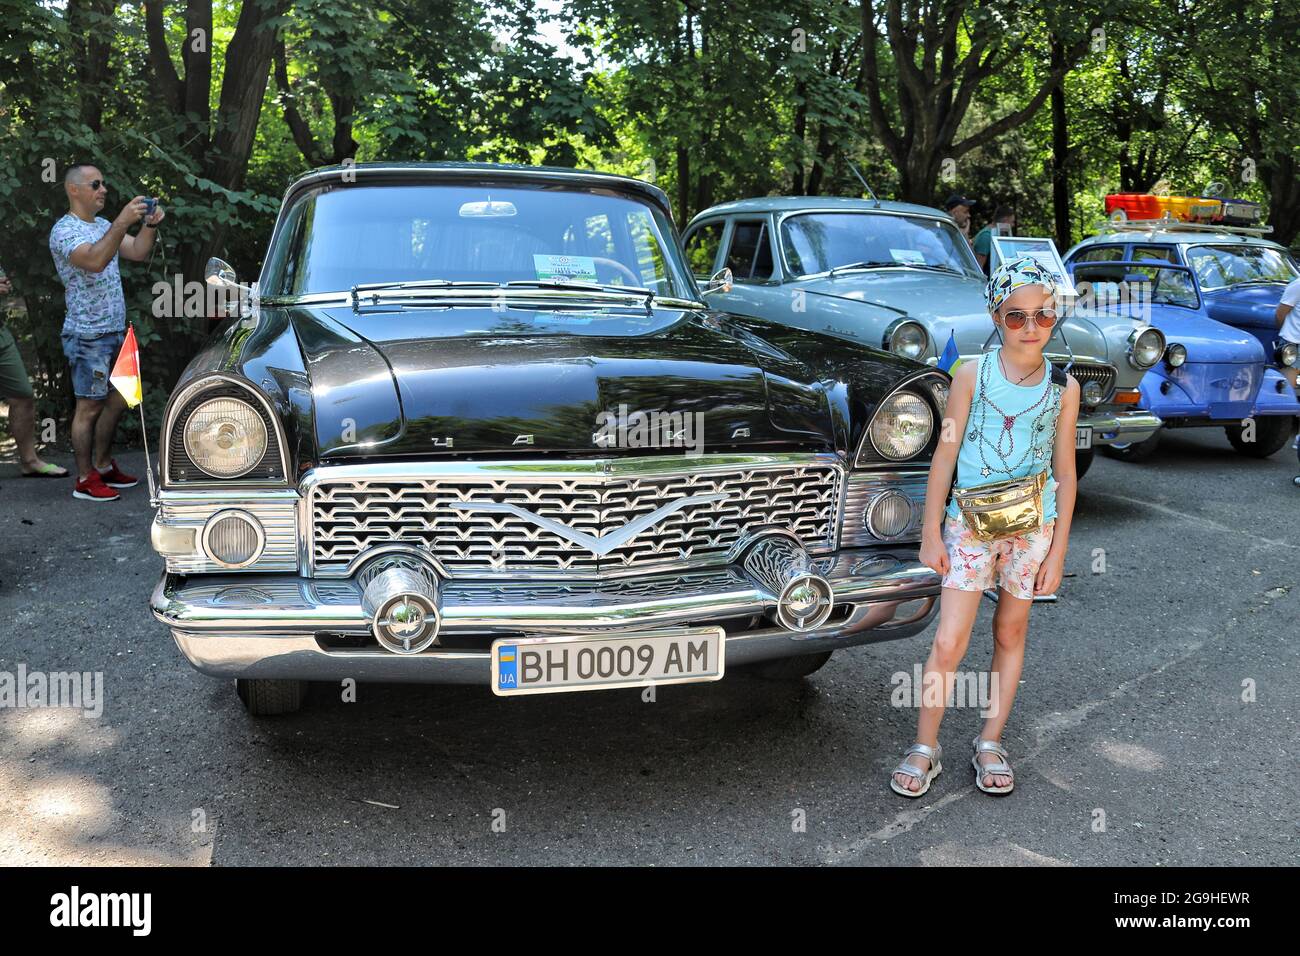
971, 736, 1014, 794
889, 742, 942, 797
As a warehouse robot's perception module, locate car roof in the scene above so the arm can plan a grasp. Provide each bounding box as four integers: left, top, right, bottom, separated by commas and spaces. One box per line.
687, 195, 954, 225
281, 161, 675, 221
1076, 229, 1287, 251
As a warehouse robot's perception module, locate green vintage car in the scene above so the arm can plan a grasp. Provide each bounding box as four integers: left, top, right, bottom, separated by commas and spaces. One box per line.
684, 197, 1166, 478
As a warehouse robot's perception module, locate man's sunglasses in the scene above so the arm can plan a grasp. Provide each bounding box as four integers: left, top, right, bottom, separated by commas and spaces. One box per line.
79, 179, 107, 191
1000, 308, 1058, 330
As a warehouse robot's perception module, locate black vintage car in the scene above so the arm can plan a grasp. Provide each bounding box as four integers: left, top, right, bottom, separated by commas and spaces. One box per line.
149, 162, 946, 714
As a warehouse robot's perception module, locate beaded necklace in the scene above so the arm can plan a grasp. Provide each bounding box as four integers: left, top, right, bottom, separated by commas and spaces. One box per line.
967, 349, 1062, 479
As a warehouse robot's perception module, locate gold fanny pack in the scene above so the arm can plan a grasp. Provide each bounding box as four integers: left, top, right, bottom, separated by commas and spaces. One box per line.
952, 469, 1049, 541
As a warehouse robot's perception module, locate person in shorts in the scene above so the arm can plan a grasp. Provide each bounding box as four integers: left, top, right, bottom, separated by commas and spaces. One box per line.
1274, 276, 1300, 483
49, 163, 164, 501
888, 255, 1080, 798
0, 266, 68, 478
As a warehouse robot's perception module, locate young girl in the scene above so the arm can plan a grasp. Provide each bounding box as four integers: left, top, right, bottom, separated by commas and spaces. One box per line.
890, 255, 1080, 797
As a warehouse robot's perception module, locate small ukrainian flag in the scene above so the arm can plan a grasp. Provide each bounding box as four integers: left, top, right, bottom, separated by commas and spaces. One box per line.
938, 330, 962, 374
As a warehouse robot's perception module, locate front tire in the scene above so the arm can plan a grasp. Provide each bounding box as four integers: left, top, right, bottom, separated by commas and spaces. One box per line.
1224, 416, 1297, 458
1102, 428, 1162, 462
1075, 447, 1095, 480
236, 678, 308, 716
745, 651, 833, 680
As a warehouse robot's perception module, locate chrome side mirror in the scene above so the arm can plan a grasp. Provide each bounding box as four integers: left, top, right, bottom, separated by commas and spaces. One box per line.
204, 257, 257, 318
205, 257, 239, 289
700, 267, 733, 296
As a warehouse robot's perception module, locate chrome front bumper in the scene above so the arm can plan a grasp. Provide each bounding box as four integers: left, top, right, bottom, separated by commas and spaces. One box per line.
151, 548, 940, 683
1077, 408, 1162, 446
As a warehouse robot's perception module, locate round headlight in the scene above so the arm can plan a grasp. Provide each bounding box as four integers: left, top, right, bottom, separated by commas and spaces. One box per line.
869, 392, 934, 461
1082, 380, 1104, 406
865, 491, 915, 539
1129, 327, 1166, 369
1276, 342, 1298, 368
1166, 343, 1187, 368
183, 397, 268, 478
202, 510, 265, 568
886, 321, 929, 360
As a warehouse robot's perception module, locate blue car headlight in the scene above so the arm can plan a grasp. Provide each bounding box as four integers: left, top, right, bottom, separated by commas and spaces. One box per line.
1276, 342, 1298, 367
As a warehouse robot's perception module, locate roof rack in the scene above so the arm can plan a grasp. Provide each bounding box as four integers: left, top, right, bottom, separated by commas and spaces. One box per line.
1095, 213, 1272, 237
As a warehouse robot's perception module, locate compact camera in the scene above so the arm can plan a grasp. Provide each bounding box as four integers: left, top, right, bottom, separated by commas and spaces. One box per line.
142, 197, 158, 221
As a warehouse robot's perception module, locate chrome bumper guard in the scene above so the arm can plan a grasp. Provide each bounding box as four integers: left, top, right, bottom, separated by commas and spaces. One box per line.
151, 547, 940, 683
1077, 409, 1162, 446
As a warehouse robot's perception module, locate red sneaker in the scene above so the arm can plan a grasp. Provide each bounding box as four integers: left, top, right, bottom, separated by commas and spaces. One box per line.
97, 458, 138, 489
73, 471, 121, 502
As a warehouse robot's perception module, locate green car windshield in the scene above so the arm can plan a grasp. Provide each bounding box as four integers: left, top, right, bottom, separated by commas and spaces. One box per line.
261, 181, 694, 300
1185, 244, 1298, 290
780, 211, 982, 278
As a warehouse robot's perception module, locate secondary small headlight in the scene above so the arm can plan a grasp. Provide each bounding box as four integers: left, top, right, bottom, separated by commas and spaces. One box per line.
1129, 327, 1165, 369
1166, 343, 1187, 368
1276, 342, 1298, 367
183, 397, 268, 478
885, 320, 929, 360
869, 392, 934, 461
202, 510, 265, 568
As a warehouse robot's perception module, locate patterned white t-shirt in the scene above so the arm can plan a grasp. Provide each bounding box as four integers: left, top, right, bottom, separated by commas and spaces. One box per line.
48, 213, 127, 337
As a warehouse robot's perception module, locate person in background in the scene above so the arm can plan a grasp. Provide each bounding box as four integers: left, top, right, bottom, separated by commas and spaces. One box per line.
0, 266, 69, 478
944, 194, 977, 244
1274, 275, 1300, 483
48, 162, 164, 501
972, 205, 1017, 273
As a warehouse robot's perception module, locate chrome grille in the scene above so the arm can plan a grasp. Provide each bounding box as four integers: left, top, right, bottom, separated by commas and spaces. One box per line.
157, 494, 298, 574
840, 471, 928, 545
308, 457, 843, 578
1060, 361, 1117, 403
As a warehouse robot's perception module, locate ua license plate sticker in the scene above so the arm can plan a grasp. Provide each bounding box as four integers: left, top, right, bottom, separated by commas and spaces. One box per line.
1076, 426, 1092, 450
491, 628, 724, 697
533, 253, 598, 282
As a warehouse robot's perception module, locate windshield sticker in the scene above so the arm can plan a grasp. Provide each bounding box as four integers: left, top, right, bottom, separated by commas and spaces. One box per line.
889, 248, 926, 265
534, 254, 598, 282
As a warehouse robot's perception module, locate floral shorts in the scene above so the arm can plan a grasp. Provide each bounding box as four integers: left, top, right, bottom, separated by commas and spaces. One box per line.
940, 514, 1055, 600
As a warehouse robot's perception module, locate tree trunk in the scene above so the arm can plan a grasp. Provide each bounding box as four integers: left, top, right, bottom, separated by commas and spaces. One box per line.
1049, 36, 1072, 249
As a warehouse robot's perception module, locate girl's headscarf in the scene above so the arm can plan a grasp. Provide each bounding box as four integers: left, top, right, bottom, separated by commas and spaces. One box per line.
986, 254, 1060, 314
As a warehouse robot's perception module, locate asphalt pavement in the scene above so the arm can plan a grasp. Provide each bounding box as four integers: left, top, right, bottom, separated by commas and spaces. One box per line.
1, 428, 1296, 866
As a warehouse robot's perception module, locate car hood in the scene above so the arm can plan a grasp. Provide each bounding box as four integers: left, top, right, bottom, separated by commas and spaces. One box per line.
1137, 305, 1267, 363
1203, 284, 1286, 330
286, 304, 838, 458
799, 269, 1115, 366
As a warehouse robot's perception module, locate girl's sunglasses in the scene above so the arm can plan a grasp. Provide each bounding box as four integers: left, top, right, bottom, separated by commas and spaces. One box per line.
1000, 308, 1058, 330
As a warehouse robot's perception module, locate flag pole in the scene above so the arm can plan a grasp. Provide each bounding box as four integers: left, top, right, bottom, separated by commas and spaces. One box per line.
139, 399, 158, 506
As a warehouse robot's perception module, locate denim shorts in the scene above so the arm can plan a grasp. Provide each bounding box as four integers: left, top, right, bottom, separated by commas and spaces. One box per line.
61, 329, 125, 400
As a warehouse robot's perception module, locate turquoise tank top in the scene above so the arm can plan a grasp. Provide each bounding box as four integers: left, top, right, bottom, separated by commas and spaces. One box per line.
945, 347, 1061, 522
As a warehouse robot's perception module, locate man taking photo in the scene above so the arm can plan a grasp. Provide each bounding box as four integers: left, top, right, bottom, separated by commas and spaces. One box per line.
48, 163, 164, 501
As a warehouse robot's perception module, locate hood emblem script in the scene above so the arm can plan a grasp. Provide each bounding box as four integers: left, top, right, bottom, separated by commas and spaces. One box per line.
449, 493, 729, 556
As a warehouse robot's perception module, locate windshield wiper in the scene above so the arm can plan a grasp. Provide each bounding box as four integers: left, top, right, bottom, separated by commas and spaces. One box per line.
827, 260, 894, 277
351, 279, 501, 307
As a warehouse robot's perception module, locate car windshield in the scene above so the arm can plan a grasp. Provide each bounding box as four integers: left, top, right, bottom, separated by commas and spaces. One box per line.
1074, 263, 1200, 310
1185, 244, 1298, 290
261, 181, 694, 300
779, 211, 981, 278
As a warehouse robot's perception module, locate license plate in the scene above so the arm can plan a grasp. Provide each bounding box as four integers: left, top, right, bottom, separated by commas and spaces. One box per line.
1075, 426, 1093, 450
491, 627, 725, 697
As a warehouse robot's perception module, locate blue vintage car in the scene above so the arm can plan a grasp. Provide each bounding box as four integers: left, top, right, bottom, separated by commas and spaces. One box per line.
1066, 258, 1299, 459
1067, 222, 1299, 361
682, 197, 1167, 478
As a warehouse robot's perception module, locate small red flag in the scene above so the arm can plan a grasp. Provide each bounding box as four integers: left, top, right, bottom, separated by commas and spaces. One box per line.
110, 325, 142, 408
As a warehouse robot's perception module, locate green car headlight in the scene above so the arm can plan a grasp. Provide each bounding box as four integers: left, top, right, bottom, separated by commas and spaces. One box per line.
885, 320, 929, 360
